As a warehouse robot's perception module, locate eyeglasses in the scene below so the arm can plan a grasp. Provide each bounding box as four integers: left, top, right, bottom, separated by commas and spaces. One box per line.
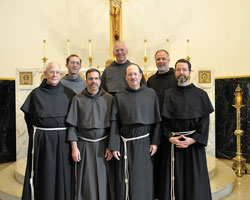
87, 77, 100, 81
69, 61, 81, 66
175, 68, 189, 72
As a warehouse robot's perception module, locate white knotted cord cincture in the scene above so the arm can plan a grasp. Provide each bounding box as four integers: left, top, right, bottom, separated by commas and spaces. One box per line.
170, 130, 196, 200
120, 133, 150, 200
30, 126, 67, 200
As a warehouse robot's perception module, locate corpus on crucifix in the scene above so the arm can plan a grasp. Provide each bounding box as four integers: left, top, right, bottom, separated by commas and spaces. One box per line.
110, 0, 122, 43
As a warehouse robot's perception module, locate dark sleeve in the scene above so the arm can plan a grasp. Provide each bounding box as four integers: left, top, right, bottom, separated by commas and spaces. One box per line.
108, 120, 120, 151
101, 69, 107, 91
24, 113, 34, 137
141, 72, 147, 86
66, 97, 78, 127
150, 122, 161, 145
21, 113, 34, 199
146, 76, 152, 87
162, 117, 173, 139
67, 126, 78, 141
108, 97, 121, 151
190, 115, 210, 146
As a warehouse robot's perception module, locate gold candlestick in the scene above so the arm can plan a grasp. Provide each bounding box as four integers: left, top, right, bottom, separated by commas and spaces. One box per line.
186, 39, 191, 61
42, 40, 48, 70
88, 57, 93, 68
88, 39, 92, 57
166, 39, 169, 52
143, 56, 148, 80
232, 84, 250, 177
67, 39, 70, 56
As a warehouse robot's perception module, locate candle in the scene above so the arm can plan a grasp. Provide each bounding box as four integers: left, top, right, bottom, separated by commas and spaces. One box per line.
187, 39, 190, 57
43, 40, 46, 58
67, 39, 70, 56
88, 39, 92, 57
166, 39, 169, 51
236, 94, 242, 105
144, 39, 147, 57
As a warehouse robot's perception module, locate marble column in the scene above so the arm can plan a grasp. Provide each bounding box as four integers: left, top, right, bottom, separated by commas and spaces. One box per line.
0, 80, 16, 163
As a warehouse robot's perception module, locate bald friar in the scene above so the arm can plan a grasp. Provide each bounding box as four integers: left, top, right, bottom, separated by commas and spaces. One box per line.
108, 64, 161, 200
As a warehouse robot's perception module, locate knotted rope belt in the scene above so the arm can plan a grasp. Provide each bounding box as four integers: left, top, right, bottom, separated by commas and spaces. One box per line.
30, 126, 68, 200
74, 135, 109, 200
120, 133, 150, 200
170, 130, 196, 200
78, 135, 108, 142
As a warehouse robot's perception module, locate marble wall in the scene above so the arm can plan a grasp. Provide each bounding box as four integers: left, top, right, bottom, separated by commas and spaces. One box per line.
192, 67, 215, 156
16, 67, 216, 159
0, 80, 16, 163
215, 77, 250, 162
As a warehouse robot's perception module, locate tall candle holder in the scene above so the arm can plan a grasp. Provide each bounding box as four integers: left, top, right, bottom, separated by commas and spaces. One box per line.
166, 39, 169, 52
186, 39, 191, 61
88, 39, 93, 68
67, 39, 70, 56
42, 57, 48, 67
143, 56, 148, 80
232, 84, 250, 177
42, 40, 48, 70
88, 57, 93, 68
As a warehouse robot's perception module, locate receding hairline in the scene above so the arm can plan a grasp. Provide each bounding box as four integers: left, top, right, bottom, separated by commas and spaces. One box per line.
113, 41, 128, 52
155, 49, 169, 58
125, 64, 142, 75
45, 62, 61, 71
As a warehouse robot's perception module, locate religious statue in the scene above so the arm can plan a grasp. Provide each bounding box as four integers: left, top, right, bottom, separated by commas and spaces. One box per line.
110, 0, 122, 41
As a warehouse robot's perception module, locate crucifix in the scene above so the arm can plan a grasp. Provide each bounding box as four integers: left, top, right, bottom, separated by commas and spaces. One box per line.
109, 0, 122, 57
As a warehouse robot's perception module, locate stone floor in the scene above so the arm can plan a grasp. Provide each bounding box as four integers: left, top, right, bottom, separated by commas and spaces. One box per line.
220, 159, 250, 200
0, 157, 250, 200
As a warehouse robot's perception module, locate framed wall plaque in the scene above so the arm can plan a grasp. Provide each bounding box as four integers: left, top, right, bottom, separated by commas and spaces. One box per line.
20, 72, 33, 85
198, 71, 211, 84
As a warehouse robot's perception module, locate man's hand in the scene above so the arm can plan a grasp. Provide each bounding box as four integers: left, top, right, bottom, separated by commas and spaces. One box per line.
72, 147, 81, 162
169, 135, 196, 148
105, 149, 113, 161
150, 145, 158, 156
112, 151, 121, 160
182, 136, 196, 147
71, 141, 81, 162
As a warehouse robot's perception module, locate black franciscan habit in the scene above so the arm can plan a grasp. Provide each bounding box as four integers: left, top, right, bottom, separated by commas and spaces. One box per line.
66, 88, 115, 200
101, 60, 146, 95
108, 86, 161, 200
159, 83, 214, 200
147, 68, 178, 106
147, 68, 177, 199
60, 74, 86, 94
21, 80, 75, 200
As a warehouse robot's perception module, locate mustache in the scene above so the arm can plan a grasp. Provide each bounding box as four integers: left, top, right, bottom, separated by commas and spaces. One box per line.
177, 76, 188, 83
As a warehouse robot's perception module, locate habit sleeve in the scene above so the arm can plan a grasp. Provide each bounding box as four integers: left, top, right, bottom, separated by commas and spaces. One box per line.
162, 115, 210, 146
150, 122, 161, 145
190, 115, 210, 146
108, 97, 121, 151
67, 127, 78, 141
101, 70, 107, 92
162, 117, 173, 139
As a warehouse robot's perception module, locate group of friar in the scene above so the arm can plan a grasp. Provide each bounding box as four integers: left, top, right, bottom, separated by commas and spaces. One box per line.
21, 41, 214, 200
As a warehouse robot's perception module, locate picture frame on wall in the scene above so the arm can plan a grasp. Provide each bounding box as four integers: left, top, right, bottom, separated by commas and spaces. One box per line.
198, 70, 211, 84
19, 72, 33, 85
